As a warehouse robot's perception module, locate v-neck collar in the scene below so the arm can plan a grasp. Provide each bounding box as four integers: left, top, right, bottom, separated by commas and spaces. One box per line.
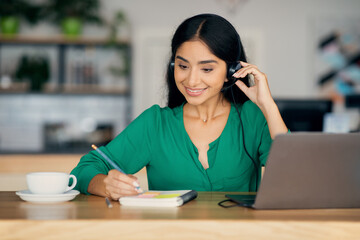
180, 102, 233, 160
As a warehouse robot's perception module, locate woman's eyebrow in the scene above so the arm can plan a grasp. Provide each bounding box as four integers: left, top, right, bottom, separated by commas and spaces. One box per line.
198, 60, 218, 64
176, 56, 189, 63
176, 56, 218, 64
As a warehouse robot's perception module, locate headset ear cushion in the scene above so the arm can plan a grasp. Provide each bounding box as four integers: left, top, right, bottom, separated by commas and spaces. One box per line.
227, 62, 242, 80
169, 61, 175, 74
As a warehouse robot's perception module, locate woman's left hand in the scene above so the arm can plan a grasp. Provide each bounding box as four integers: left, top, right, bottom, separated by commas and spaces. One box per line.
233, 61, 274, 110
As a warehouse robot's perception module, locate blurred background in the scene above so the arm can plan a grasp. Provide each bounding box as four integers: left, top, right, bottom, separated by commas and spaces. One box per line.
0, 0, 360, 154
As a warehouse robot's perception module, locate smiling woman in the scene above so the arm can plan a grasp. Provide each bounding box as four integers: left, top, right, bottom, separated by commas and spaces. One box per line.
70, 13, 288, 200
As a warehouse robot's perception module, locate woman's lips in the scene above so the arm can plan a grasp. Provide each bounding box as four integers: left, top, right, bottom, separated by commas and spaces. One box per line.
185, 87, 208, 96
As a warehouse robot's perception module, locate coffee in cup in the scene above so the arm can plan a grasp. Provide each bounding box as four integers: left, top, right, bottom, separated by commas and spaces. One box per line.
26, 172, 77, 195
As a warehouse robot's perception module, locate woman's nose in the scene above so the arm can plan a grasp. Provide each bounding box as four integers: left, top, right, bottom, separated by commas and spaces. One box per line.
187, 69, 200, 87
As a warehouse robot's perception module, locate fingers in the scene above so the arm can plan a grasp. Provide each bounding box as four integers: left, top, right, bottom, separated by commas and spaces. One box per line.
104, 170, 143, 200
233, 61, 274, 109
232, 61, 266, 81
239, 61, 250, 67
235, 80, 249, 95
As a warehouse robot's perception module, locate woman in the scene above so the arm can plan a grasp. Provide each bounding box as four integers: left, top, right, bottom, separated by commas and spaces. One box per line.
71, 14, 288, 200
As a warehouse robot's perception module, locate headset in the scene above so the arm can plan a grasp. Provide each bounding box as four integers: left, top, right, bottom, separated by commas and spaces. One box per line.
222, 62, 242, 92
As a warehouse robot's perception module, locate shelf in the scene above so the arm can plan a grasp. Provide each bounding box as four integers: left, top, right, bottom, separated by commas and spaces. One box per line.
0, 82, 130, 95
0, 35, 132, 153
0, 79, 131, 95
0, 35, 130, 46
0, 90, 131, 96
0, 35, 132, 96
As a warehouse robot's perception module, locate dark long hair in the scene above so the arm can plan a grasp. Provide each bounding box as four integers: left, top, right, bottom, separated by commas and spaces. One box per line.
166, 13, 249, 108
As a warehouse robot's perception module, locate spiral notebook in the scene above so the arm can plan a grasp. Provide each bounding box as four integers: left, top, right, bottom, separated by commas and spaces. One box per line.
119, 190, 198, 207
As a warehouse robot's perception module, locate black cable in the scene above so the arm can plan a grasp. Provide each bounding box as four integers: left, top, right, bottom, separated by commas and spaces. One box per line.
230, 87, 259, 192
218, 199, 242, 208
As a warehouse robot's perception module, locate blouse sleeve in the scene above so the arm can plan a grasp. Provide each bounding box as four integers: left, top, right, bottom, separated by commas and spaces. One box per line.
258, 121, 272, 167
70, 105, 160, 194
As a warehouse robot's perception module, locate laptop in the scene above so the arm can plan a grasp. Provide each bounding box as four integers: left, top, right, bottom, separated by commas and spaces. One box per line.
224, 133, 360, 209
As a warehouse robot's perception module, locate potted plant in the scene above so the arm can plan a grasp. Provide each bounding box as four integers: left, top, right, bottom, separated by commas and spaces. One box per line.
15, 54, 50, 92
44, 0, 103, 37
0, 0, 41, 36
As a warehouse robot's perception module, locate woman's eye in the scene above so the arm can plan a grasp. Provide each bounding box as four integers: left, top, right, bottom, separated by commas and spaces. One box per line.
178, 64, 188, 70
202, 68, 213, 73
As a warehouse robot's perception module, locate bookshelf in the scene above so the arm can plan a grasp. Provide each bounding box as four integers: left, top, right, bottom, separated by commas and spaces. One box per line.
0, 35, 131, 94
0, 36, 132, 153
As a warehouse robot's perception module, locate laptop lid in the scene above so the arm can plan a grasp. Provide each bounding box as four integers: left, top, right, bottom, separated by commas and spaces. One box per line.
251, 133, 360, 209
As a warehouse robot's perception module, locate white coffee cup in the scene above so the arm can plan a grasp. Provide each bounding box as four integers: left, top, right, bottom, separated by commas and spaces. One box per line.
26, 172, 77, 195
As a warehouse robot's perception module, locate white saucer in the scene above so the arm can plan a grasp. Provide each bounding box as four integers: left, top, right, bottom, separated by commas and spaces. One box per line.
16, 190, 80, 203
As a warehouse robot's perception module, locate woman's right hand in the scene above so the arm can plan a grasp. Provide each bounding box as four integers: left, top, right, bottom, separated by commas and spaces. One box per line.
103, 169, 143, 200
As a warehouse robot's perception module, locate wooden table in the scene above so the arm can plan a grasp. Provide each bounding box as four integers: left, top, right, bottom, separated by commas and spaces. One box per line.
0, 191, 359, 239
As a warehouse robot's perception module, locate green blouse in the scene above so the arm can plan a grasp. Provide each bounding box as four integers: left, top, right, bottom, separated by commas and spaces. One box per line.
71, 100, 272, 194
